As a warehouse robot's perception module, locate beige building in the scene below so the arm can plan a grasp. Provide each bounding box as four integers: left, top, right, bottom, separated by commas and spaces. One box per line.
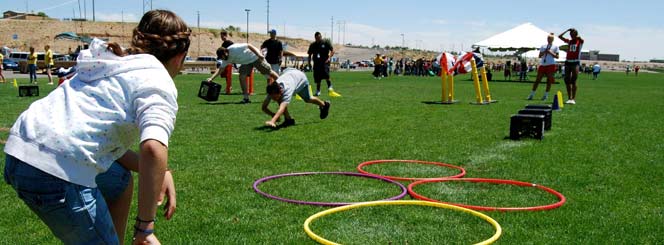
3, 11, 50, 20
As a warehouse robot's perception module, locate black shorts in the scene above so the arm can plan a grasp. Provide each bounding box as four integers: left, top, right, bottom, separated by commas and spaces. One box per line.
313, 63, 330, 82
564, 61, 580, 70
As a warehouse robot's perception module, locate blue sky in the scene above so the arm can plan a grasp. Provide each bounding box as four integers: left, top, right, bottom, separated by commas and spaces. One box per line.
4, 0, 663, 60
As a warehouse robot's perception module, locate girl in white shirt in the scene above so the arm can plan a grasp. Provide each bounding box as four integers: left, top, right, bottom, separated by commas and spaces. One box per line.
4, 10, 189, 244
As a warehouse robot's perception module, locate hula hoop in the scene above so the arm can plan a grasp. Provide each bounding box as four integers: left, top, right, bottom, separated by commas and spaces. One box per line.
357, 159, 466, 181
253, 172, 407, 206
304, 200, 502, 245
408, 178, 566, 211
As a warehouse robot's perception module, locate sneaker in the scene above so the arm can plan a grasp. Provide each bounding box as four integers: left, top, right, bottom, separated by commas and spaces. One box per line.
240, 98, 251, 104
526, 94, 534, 100
565, 99, 574, 104
319, 101, 330, 119
328, 89, 342, 98
280, 118, 296, 128
315, 90, 321, 96
569, 99, 576, 105
541, 95, 548, 101
47, 82, 54, 85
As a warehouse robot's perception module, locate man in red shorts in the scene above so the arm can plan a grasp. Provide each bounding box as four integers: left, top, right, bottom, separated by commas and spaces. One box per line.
559, 28, 584, 104
527, 33, 559, 101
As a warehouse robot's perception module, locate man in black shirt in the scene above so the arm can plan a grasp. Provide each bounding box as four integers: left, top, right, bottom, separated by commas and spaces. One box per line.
261, 29, 283, 74
307, 32, 341, 97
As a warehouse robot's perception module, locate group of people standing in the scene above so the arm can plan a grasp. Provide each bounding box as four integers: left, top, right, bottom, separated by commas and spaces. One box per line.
528, 28, 584, 105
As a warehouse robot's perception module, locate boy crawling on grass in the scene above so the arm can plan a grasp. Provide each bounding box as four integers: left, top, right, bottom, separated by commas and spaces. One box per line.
262, 68, 331, 128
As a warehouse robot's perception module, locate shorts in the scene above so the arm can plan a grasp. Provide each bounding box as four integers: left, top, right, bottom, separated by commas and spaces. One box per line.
313, 63, 330, 82
538, 65, 557, 74
96, 161, 131, 202
46, 64, 53, 70
4, 155, 119, 244
240, 59, 272, 78
295, 80, 314, 101
564, 61, 580, 71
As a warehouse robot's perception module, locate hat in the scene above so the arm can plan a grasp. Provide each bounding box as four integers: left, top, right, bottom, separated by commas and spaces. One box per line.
269, 29, 277, 34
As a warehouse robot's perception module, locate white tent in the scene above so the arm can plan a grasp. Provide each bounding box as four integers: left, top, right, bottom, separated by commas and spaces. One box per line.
474, 23, 566, 53
474, 22, 568, 61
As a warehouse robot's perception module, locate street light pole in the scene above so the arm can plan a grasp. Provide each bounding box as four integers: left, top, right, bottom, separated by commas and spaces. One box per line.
197, 11, 200, 58
245, 9, 251, 43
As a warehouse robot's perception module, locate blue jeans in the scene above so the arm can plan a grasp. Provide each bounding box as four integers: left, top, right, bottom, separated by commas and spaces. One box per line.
28, 64, 37, 82
4, 155, 120, 244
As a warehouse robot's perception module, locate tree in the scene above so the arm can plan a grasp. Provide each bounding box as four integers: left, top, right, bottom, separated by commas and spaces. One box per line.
37, 12, 48, 17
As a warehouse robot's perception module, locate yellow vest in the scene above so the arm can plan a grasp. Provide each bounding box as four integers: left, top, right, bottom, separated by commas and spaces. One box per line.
0, 53, 4, 60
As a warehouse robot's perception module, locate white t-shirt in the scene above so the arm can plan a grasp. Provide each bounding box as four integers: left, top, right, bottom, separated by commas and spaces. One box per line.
218, 43, 258, 68
4, 39, 178, 188
276, 68, 309, 104
593, 64, 601, 72
539, 44, 559, 66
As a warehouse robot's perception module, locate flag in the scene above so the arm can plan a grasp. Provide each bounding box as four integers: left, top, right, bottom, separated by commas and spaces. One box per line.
13, 78, 18, 88
450, 52, 485, 75
435, 52, 456, 76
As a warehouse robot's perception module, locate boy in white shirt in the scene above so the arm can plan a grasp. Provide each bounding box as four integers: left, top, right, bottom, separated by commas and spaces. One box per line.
262, 68, 330, 128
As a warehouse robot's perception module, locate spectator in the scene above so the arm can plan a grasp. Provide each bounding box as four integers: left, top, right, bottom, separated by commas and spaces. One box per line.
261, 29, 284, 74
28, 46, 37, 83
559, 28, 584, 104
527, 33, 559, 101
634, 65, 640, 76
373, 54, 383, 79
592, 63, 601, 80
308, 32, 341, 97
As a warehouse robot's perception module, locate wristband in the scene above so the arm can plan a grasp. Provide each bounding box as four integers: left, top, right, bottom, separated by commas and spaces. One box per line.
135, 216, 156, 224
133, 225, 155, 235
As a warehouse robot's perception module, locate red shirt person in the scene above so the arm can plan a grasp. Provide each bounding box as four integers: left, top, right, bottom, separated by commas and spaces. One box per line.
559, 28, 584, 104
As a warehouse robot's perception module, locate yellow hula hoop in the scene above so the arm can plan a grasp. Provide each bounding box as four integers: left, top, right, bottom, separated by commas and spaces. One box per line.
303, 200, 502, 245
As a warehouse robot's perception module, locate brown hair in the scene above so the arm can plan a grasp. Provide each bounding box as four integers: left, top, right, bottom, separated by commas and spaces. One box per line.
107, 10, 191, 63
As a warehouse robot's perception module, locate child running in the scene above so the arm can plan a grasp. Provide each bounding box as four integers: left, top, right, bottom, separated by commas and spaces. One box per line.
262, 68, 330, 128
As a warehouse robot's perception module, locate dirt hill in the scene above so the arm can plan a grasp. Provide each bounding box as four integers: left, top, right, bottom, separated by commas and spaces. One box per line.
0, 19, 436, 61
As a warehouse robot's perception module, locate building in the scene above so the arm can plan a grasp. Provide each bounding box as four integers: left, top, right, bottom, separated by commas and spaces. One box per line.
3, 11, 49, 20
581, 50, 619, 62
650, 58, 664, 63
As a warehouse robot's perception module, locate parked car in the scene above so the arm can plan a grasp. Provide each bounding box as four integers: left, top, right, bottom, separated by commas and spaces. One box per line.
3, 58, 19, 70
184, 56, 194, 62
196, 56, 216, 62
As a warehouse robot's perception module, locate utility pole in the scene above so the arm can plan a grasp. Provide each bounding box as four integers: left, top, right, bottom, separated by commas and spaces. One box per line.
342, 21, 346, 46
197, 11, 200, 57
401, 33, 405, 49
330, 16, 334, 45
245, 9, 251, 43
92, 0, 95, 22
266, 0, 270, 33
337, 21, 342, 45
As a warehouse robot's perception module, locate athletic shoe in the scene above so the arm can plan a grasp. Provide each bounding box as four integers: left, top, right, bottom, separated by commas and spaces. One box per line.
565, 99, 574, 104
527, 94, 534, 100
319, 101, 330, 119
280, 118, 296, 128
569, 99, 576, 105
47, 82, 54, 85
328, 89, 342, 98
541, 95, 548, 101
240, 98, 251, 104
315, 90, 321, 96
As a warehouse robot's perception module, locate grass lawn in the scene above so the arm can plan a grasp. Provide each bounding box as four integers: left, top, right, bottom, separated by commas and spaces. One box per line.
0, 69, 662, 244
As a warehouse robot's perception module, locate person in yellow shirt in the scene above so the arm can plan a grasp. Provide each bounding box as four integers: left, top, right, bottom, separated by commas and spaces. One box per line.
0, 52, 5, 83
45, 45, 54, 85
373, 53, 384, 79
28, 46, 38, 84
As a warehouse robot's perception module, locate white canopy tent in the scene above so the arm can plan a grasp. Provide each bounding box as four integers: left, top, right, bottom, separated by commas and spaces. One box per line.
474, 22, 567, 60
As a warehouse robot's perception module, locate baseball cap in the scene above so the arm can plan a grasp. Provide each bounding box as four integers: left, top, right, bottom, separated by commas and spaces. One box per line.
269, 29, 277, 34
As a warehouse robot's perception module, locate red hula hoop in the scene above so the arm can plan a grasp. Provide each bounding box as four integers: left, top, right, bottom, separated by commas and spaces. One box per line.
357, 160, 466, 181
408, 178, 566, 211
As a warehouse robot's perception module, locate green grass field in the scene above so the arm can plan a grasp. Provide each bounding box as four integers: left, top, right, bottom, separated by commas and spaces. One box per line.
0, 70, 663, 244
